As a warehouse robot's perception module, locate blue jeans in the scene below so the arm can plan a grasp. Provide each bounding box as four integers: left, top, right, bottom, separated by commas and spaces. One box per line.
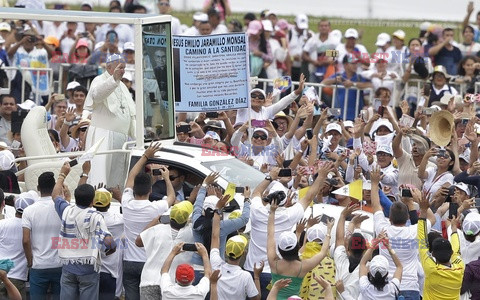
249, 271, 271, 300
29, 267, 62, 300
123, 260, 144, 300
398, 290, 420, 300
99, 272, 116, 300
60, 269, 99, 299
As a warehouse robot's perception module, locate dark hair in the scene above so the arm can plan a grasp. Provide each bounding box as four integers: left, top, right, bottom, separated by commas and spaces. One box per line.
457, 55, 479, 76
0, 188, 4, 206
73, 85, 88, 96
74, 184, 95, 207
258, 30, 268, 55
193, 212, 214, 254
169, 167, 186, 178
446, 149, 455, 171
243, 12, 256, 22
278, 243, 300, 261
207, 7, 219, 17
0, 94, 16, 105
133, 173, 152, 196
367, 270, 388, 291
443, 28, 454, 35
374, 87, 391, 98
229, 19, 243, 32
389, 202, 409, 225
463, 25, 475, 35
408, 38, 422, 47
38, 172, 55, 195
348, 233, 367, 272
48, 129, 60, 143
428, 231, 442, 252
427, 33, 438, 45
95, 204, 110, 212
431, 238, 453, 264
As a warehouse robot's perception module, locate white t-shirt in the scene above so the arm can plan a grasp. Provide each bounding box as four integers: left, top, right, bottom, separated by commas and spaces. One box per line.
359, 276, 400, 300
99, 210, 124, 278
0, 217, 28, 280
422, 167, 454, 202
122, 188, 169, 262
140, 223, 194, 287
373, 211, 431, 292
22, 197, 62, 269
244, 197, 304, 273
210, 248, 258, 299
303, 34, 335, 73
160, 273, 210, 300
334, 245, 360, 299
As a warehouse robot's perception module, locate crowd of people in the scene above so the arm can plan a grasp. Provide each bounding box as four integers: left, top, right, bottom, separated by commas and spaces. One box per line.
1, 0, 480, 300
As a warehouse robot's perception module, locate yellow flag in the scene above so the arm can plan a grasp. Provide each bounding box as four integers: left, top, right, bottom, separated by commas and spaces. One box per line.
332, 180, 363, 201
224, 182, 236, 202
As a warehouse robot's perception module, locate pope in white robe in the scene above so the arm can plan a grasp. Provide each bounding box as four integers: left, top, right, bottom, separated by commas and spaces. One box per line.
82, 54, 136, 187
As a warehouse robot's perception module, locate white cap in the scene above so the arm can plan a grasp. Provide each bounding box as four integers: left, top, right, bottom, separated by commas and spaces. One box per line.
193, 12, 208, 22
123, 42, 134, 51
369, 255, 389, 277
344, 28, 359, 39
203, 195, 219, 211
0, 22, 11, 32
373, 119, 393, 133
325, 123, 342, 134
420, 22, 431, 31
344, 120, 354, 128
0, 142, 8, 149
265, 10, 277, 17
18, 99, 36, 110
250, 88, 266, 99
15, 191, 38, 213
454, 182, 470, 196
306, 224, 327, 242
94, 41, 104, 51
278, 231, 298, 251
392, 29, 406, 40
363, 180, 372, 190
81, 0, 93, 8
204, 131, 221, 141
375, 32, 391, 47
106, 53, 123, 64
329, 29, 342, 45
261, 20, 274, 32
459, 152, 470, 164
295, 14, 309, 30
122, 72, 133, 82
253, 127, 269, 137
463, 212, 480, 236
0, 150, 14, 171
66, 81, 81, 90
376, 144, 393, 156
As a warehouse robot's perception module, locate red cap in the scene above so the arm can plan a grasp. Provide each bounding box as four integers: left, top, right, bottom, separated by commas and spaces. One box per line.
175, 264, 194, 285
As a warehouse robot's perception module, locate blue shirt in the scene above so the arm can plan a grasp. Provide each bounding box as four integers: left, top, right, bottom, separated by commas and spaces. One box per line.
329, 72, 367, 120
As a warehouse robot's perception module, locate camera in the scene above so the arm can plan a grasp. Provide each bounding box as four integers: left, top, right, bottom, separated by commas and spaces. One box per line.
263, 191, 286, 206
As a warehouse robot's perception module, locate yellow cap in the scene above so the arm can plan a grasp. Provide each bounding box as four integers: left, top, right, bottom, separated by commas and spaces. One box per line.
170, 201, 193, 224
93, 188, 112, 207
225, 235, 248, 260
228, 209, 242, 220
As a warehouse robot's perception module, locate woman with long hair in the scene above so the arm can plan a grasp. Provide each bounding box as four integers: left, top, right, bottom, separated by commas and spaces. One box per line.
203, 0, 231, 22
247, 20, 273, 82
458, 25, 480, 57
359, 231, 403, 299
452, 55, 480, 93
418, 148, 456, 203
267, 201, 333, 299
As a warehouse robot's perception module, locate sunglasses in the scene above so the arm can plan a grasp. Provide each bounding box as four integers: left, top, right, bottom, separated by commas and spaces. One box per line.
158, 2, 170, 6
169, 175, 179, 180
252, 134, 267, 140
79, 127, 88, 132
251, 93, 265, 100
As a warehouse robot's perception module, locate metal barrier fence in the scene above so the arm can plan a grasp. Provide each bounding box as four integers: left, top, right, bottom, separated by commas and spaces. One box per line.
1, 66, 53, 104
256, 78, 374, 120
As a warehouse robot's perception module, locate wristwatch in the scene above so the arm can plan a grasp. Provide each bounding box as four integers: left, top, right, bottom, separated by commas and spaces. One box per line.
80, 173, 88, 178
63, 120, 72, 126
265, 175, 272, 181
201, 183, 208, 188
215, 209, 223, 216
244, 197, 251, 203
